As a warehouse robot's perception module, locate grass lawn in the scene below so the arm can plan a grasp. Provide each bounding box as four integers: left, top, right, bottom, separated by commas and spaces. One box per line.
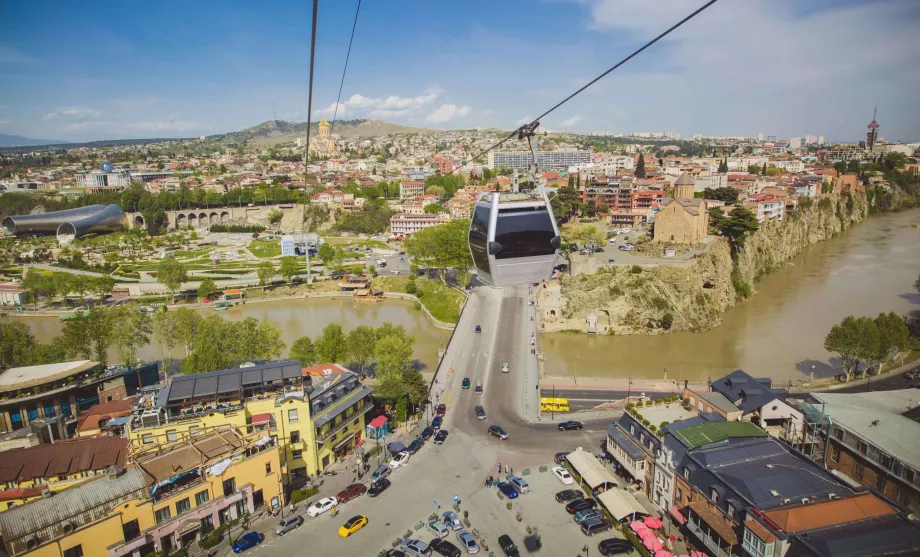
324, 237, 391, 250
248, 239, 282, 258
372, 276, 464, 323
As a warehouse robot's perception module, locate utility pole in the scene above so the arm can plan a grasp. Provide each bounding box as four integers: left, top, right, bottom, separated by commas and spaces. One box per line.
303, 0, 319, 190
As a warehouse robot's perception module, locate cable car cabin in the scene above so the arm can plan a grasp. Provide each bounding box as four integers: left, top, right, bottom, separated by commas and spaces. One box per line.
468, 191, 560, 287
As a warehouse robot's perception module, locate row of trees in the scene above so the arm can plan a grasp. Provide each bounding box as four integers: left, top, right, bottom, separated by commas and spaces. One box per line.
289, 323, 427, 405
21, 270, 115, 307
404, 220, 472, 281
824, 312, 911, 381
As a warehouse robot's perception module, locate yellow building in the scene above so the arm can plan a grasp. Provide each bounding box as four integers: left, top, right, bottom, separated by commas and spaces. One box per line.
0, 427, 280, 557
126, 361, 372, 484
653, 173, 709, 244
309, 117, 338, 157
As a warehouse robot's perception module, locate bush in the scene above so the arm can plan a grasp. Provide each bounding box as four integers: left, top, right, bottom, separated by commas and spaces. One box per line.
413, 300, 422, 311
630, 265, 642, 274
405, 282, 417, 295
210, 224, 265, 233
660, 421, 670, 429
642, 419, 651, 427
197, 525, 227, 549
654, 398, 663, 405
289, 486, 319, 505
644, 400, 653, 407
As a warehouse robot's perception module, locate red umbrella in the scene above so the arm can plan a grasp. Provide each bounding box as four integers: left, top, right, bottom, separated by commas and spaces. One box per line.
643, 534, 663, 551
690, 552, 706, 557
631, 520, 649, 533
655, 551, 674, 557
644, 516, 664, 529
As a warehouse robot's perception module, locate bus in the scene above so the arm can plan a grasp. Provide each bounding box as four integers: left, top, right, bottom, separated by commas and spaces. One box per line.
540, 397, 570, 412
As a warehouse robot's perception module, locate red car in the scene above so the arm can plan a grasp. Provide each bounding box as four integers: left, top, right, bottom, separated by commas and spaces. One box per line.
336, 483, 367, 503
435, 404, 447, 417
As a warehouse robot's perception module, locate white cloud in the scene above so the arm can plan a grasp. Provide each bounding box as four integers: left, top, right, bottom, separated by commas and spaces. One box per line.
560, 116, 581, 127
60, 121, 113, 131
426, 104, 471, 124
516, 115, 534, 126
317, 87, 446, 120
123, 119, 201, 132
43, 107, 104, 121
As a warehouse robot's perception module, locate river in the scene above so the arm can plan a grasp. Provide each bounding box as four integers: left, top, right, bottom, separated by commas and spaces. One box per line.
5, 298, 451, 374
540, 209, 920, 384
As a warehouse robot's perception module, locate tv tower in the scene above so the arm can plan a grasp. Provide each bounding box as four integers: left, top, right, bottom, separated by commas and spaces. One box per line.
866, 105, 879, 150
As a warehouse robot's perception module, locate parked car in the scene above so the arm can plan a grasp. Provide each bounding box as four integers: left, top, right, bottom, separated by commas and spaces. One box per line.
420, 426, 435, 440
275, 515, 303, 536
501, 362, 510, 373
508, 475, 529, 494
442, 511, 463, 531
598, 538, 636, 555
475, 325, 481, 333
456, 530, 480, 554
488, 425, 509, 440
555, 489, 581, 503
371, 464, 391, 483
427, 519, 450, 538
436, 403, 447, 416
232, 532, 263, 553
475, 405, 486, 420
368, 478, 391, 497
552, 466, 575, 485
430, 538, 462, 557
554, 451, 571, 464
581, 518, 613, 536
306, 497, 338, 517
462, 378, 471, 389
567, 498, 599, 514
386, 550, 408, 557
498, 534, 521, 557
389, 451, 410, 469
474, 380, 483, 394
558, 420, 584, 431
432, 416, 443, 429
434, 429, 449, 444
336, 483, 367, 503
407, 439, 424, 454
339, 514, 368, 537
497, 481, 519, 499
574, 509, 602, 524
402, 538, 433, 557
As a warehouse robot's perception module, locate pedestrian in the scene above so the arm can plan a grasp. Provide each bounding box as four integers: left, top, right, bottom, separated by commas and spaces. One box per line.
497, 462, 501, 474
289, 503, 295, 514
510, 467, 513, 475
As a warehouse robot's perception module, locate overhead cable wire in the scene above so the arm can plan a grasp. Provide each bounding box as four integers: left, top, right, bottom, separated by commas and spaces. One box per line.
330, 0, 362, 136
453, 0, 719, 174
303, 0, 319, 187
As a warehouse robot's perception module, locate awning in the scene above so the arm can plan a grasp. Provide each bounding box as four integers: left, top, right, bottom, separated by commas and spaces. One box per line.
566, 449, 618, 490
250, 413, 272, 425
104, 416, 131, 427
333, 436, 353, 450
369, 416, 388, 429
669, 505, 686, 525
597, 489, 647, 521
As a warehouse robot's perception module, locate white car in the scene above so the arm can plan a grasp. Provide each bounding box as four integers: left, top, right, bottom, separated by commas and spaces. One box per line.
552, 466, 575, 485
306, 497, 338, 517
389, 451, 410, 468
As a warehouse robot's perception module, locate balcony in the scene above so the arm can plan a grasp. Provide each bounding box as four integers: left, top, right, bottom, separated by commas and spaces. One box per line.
686, 519, 737, 557
316, 416, 361, 444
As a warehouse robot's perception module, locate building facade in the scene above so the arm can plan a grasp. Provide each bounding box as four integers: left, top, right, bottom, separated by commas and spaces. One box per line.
399, 181, 426, 200
487, 150, 592, 170
389, 213, 450, 236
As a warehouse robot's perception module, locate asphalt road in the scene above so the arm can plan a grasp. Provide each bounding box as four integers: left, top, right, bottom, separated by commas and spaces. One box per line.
820, 365, 920, 393
540, 387, 676, 412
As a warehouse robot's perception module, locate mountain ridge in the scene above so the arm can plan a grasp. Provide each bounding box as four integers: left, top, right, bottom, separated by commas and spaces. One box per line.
0, 134, 68, 148
208, 119, 439, 146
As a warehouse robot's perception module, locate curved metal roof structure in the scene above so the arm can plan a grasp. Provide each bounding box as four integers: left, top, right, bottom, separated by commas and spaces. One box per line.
1, 204, 127, 245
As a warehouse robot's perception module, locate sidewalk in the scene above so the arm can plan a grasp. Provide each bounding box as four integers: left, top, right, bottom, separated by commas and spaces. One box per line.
540, 375, 692, 393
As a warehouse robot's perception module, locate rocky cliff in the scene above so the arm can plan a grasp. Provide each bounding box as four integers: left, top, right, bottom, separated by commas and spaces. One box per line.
538, 192, 869, 335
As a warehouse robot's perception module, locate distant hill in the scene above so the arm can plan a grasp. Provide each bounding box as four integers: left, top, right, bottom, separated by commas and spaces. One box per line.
209, 119, 438, 146
0, 134, 67, 147
0, 137, 191, 154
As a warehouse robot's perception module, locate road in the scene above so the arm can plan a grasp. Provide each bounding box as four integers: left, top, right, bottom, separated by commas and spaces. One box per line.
540, 387, 676, 412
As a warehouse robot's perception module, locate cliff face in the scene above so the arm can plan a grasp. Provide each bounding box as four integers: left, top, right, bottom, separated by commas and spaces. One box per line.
538, 192, 869, 335
734, 192, 868, 286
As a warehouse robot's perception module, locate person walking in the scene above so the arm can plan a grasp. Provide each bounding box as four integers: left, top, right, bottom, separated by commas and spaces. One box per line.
497, 462, 501, 474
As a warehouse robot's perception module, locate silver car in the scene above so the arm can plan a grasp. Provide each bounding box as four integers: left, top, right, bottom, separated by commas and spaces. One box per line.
442, 511, 463, 531
456, 530, 479, 554
508, 475, 529, 494
371, 464, 391, 483
427, 519, 449, 538
402, 538, 432, 557
274, 515, 303, 536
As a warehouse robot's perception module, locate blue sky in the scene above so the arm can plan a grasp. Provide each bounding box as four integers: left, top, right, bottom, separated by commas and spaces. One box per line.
2, 0, 918, 143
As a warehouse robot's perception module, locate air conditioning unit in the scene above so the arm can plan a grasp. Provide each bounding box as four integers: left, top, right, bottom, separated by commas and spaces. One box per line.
801, 498, 810, 505
25, 535, 39, 550
828, 493, 838, 500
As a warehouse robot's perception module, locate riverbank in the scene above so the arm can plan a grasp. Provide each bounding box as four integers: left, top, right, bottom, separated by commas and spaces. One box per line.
538, 192, 869, 335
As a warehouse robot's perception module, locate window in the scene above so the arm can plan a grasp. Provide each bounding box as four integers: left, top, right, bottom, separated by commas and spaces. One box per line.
879, 454, 892, 469
222, 478, 236, 497
290, 430, 300, 444
892, 485, 901, 501
63, 546, 84, 557
189, 425, 201, 437
710, 489, 719, 503
855, 464, 865, 481
834, 428, 843, 441
122, 519, 141, 542
857, 441, 868, 455
743, 528, 775, 557
292, 449, 303, 460
677, 488, 683, 503
875, 476, 887, 491
288, 409, 298, 423
195, 489, 210, 506
265, 462, 272, 474
630, 424, 636, 436
155, 506, 171, 524
166, 429, 178, 442
727, 503, 735, 518
831, 446, 841, 463
639, 432, 645, 443
683, 467, 690, 480
142, 433, 153, 445
905, 469, 916, 484
175, 497, 191, 514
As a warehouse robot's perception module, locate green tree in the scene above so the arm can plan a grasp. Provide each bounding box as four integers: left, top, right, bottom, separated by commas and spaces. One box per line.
824, 316, 879, 381
279, 256, 299, 285
0, 321, 37, 369
347, 325, 377, 375
71, 275, 90, 306
635, 154, 646, 178
707, 207, 726, 235
402, 369, 428, 407
61, 308, 118, 367
716, 208, 759, 252
256, 261, 275, 287
874, 311, 910, 364
550, 186, 582, 224
761, 162, 767, 175
266, 208, 283, 225
702, 187, 740, 204
182, 315, 234, 374
110, 304, 152, 366
21, 269, 45, 308
404, 220, 472, 282
374, 334, 413, 377
558, 240, 578, 274
157, 259, 188, 301
315, 323, 348, 363
151, 311, 179, 371
424, 185, 446, 198
197, 278, 217, 301
424, 203, 447, 214
233, 317, 285, 363
317, 243, 337, 269
170, 307, 202, 358
142, 206, 168, 235
718, 158, 729, 173
289, 336, 316, 366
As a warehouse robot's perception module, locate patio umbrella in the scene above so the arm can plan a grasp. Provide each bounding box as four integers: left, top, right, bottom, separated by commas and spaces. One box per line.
655, 551, 674, 557
387, 441, 406, 453
630, 520, 649, 533
690, 552, 706, 557
642, 534, 663, 552
644, 516, 664, 529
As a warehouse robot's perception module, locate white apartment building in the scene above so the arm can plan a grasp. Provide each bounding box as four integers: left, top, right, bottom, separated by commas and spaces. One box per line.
390, 213, 450, 236
693, 173, 728, 192
750, 198, 785, 222
772, 160, 805, 173
76, 170, 132, 189
399, 181, 426, 200
400, 200, 425, 215
726, 156, 768, 170
487, 150, 591, 170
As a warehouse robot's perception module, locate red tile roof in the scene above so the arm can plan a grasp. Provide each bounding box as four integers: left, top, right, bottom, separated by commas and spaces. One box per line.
0, 485, 44, 502
0, 436, 129, 483
761, 493, 895, 533
76, 397, 135, 432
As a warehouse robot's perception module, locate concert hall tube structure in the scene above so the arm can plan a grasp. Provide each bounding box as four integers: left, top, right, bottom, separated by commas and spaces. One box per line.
1, 204, 127, 245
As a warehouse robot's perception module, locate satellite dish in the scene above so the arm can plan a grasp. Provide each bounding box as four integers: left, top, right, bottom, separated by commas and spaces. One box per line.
101, 161, 114, 173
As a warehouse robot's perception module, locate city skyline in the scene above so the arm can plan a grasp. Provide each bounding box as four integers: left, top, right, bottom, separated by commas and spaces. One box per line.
1, 0, 918, 143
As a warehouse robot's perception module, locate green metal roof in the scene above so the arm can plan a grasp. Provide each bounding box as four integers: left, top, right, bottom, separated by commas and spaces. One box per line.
674, 421, 767, 449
